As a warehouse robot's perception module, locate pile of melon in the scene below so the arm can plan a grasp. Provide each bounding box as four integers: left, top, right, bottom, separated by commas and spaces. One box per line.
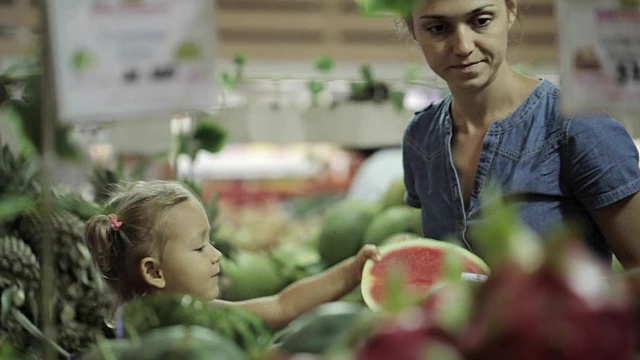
317, 177, 423, 266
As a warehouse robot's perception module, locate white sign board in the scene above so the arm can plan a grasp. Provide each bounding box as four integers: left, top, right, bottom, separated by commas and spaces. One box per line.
557, 0, 640, 114
48, 0, 218, 122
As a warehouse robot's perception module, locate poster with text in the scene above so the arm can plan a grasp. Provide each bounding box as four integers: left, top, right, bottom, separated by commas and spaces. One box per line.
48, 0, 218, 122
557, 0, 640, 114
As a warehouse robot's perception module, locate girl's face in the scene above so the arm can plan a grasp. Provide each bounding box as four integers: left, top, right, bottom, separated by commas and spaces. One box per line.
155, 197, 223, 300
409, 0, 516, 91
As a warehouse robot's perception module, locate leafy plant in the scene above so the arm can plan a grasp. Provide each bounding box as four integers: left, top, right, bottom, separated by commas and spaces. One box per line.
355, 0, 423, 18
308, 55, 335, 107
350, 64, 391, 103
3, 71, 82, 162
220, 53, 248, 92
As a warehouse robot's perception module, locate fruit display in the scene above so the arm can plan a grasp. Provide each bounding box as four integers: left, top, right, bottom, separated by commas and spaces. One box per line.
317, 199, 378, 266
1, 126, 639, 359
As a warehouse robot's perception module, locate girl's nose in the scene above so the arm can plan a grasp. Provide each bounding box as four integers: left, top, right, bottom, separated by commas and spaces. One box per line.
451, 26, 474, 56
208, 243, 223, 263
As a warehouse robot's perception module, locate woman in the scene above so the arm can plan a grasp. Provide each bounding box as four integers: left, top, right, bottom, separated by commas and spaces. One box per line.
402, 0, 640, 268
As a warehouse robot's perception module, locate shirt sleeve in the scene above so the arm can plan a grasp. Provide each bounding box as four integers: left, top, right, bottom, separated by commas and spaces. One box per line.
402, 123, 422, 209
566, 115, 640, 210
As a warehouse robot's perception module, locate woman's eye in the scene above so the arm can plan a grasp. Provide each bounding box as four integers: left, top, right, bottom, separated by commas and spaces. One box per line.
195, 245, 205, 252
426, 24, 448, 34
474, 17, 492, 27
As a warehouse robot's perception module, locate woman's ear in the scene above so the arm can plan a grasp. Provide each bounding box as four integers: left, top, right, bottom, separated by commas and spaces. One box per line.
140, 257, 166, 289
507, 0, 518, 29
406, 18, 417, 41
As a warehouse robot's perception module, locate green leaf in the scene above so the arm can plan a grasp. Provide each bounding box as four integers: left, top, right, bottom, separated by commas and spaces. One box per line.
356, 0, 422, 18
129, 156, 151, 181
0, 194, 33, 222
390, 90, 405, 112
315, 55, 334, 73
308, 79, 324, 95
193, 120, 227, 155
361, 64, 374, 84
54, 124, 82, 162
1, 287, 13, 322
233, 52, 247, 67
469, 187, 543, 271
6, 106, 37, 158
405, 64, 420, 83
221, 71, 237, 91
11, 308, 71, 357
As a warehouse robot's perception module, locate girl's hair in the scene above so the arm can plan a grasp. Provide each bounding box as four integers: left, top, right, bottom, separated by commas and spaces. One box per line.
84, 180, 197, 302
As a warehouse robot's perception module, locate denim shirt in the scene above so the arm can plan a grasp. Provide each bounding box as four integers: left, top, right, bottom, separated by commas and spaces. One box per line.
403, 79, 640, 261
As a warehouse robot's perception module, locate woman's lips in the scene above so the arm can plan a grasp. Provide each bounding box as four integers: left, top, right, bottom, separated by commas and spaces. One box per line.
450, 61, 482, 72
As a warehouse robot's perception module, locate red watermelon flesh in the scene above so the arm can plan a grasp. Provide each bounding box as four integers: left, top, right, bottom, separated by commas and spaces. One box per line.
361, 238, 490, 311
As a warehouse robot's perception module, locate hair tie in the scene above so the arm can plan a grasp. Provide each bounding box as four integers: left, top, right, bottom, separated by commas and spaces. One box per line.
108, 214, 122, 231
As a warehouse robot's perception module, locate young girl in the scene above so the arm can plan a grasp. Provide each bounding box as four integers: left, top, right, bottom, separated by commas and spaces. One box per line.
402, 0, 640, 267
84, 180, 380, 330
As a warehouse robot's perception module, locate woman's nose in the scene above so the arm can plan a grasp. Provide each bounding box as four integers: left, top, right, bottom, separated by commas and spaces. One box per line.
450, 26, 474, 56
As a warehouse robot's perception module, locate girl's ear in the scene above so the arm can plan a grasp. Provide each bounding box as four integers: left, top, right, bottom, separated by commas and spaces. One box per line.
140, 257, 166, 289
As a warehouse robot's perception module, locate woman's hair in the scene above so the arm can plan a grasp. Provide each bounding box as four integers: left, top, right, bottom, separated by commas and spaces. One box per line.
84, 180, 197, 302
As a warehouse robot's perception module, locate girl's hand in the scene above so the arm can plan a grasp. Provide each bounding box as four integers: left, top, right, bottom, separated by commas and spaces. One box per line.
353, 244, 381, 281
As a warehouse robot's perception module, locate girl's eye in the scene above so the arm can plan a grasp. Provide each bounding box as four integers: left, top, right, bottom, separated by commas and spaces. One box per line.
195, 245, 206, 252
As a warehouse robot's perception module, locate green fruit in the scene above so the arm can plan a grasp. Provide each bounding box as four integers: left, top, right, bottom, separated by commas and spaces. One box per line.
363, 206, 422, 246
122, 294, 272, 357
119, 325, 244, 360
77, 339, 133, 360
318, 200, 378, 266
381, 232, 420, 245
276, 301, 366, 354
379, 177, 406, 211
221, 250, 288, 301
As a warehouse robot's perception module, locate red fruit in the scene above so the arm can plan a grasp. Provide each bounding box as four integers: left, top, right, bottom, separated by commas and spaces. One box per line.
356, 308, 460, 360
461, 260, 635, 360
361, 239, 490, 311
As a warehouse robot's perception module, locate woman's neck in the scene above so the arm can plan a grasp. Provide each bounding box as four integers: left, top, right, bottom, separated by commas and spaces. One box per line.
449, 67, 540, 132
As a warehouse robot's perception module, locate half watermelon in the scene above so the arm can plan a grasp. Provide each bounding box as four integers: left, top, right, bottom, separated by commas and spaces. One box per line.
361, 238, 490, 311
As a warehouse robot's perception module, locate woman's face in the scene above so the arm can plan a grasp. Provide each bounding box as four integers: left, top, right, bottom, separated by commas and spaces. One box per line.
409, 0, 516, 92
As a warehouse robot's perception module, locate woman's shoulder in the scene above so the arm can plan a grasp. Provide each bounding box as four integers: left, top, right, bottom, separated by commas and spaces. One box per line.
406, 96, 451, 132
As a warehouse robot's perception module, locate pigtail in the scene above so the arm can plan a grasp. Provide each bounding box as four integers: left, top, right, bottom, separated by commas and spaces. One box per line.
85, 214, 130, 280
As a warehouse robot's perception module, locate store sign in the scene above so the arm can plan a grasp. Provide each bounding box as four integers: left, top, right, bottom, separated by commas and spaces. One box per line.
48, 0, 218, 123
557, 0, 640, 114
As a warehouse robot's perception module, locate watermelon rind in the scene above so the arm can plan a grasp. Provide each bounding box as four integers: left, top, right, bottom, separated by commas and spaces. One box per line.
361, 238, 490, 311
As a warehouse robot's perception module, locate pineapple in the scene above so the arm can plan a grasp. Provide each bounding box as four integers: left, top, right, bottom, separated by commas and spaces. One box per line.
0, 235, 40, 353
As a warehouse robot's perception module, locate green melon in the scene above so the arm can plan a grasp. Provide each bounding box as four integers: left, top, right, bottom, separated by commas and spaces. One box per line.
379, 177, 406, 211
361, 238, 490, 311
318, 199, 378, 265
276, 301, 366, 354
118, 325, 244, 360
381, 232, 420, 245
221, 250, 288, 301
363, 206, 422, 246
